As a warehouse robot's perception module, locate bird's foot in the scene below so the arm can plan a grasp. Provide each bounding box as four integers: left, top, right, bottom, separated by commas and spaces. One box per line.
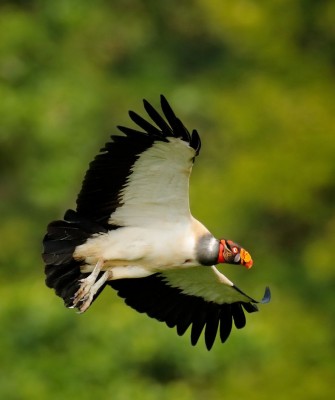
72, 259, 109, 312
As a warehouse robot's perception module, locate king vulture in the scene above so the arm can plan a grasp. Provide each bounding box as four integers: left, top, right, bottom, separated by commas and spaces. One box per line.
42, 95, 270, 350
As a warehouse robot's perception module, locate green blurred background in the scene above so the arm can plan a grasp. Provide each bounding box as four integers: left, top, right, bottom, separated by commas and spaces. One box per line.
1, 1, 334, 399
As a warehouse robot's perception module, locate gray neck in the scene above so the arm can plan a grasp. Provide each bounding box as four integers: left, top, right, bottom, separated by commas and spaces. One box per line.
196, 234, 220, 266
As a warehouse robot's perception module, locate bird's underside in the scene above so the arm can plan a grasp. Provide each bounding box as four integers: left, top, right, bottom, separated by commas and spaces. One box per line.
42, 95, 270, 350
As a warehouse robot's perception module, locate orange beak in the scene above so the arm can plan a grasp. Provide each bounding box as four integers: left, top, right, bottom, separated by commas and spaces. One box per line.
240, 248, 253, 269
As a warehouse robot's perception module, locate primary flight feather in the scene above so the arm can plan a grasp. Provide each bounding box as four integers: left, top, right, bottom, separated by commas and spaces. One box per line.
42, 95, 270, 350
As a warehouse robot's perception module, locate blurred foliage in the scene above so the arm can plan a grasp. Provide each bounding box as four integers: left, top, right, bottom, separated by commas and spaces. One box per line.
0, 0, 334, 399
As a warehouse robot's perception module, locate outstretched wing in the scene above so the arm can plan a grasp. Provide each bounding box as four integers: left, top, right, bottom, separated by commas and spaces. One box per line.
76, 95, 201, 227
110, 268, 270, 350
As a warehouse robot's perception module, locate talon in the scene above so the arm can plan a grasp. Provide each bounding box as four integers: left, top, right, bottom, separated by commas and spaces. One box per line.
77, 295, 94, 313
71, 259, 105, 311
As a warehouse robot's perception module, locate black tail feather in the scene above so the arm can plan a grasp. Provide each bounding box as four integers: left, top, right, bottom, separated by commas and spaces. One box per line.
42, 209, 108, 308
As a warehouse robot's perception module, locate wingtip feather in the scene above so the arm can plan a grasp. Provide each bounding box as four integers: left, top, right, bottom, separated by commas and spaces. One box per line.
261, 286, 271, 304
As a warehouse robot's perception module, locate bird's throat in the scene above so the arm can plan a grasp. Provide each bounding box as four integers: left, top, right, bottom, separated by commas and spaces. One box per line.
196, 235, 220, 266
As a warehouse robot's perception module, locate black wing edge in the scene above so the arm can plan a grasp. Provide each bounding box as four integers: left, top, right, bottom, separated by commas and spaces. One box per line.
120, 95, 201, 155
109, 274, 271, 351
76, 96, 201, 223
233, 284, 271, 304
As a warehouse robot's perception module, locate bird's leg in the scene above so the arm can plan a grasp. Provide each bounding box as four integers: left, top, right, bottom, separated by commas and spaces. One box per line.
72, 263, 153, 312
72, 258, 109, 312
76, 271, 110, 313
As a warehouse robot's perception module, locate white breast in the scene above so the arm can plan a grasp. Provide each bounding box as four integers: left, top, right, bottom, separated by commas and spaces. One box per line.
73, 217, 209, 273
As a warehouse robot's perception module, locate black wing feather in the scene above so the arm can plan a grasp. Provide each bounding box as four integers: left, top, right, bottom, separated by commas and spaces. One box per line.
116, 125, 148, 137
128, 110, 165, 138
175, 298, 196, 337
143, 99, 173, 135
190, 302, 208, 346
219, 306, 233, 344
191, 129, 201, 155
204, 305, 220, 350
232, 303, 247, 329
109, 273, 262, 350
160, 95, 191, 142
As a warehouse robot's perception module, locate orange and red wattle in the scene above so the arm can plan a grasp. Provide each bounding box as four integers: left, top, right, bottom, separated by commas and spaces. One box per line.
217, 241, 225, 264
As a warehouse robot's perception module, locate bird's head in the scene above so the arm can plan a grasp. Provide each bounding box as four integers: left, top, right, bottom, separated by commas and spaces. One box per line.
217, 239, 253, 269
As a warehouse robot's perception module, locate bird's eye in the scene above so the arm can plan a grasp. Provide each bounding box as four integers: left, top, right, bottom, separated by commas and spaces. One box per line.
232, 247, 238, 254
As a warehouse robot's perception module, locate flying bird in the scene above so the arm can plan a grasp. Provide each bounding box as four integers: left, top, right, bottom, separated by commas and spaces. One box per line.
42, 95, 270, 350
